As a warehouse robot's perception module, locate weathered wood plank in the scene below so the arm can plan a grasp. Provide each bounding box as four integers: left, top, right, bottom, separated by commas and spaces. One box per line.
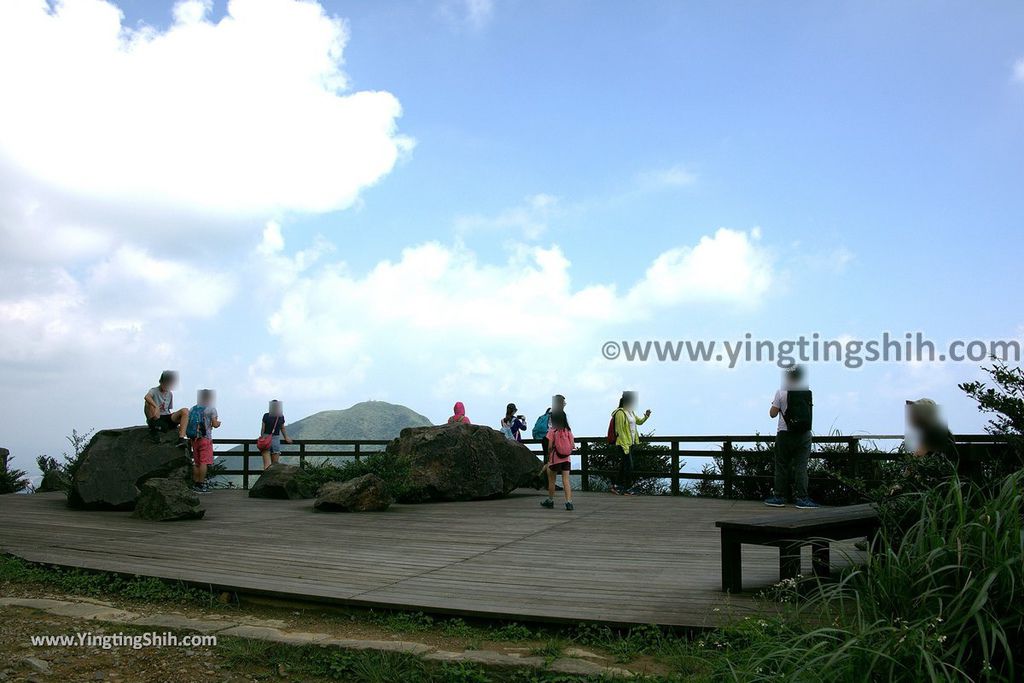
0, 490, 858, 627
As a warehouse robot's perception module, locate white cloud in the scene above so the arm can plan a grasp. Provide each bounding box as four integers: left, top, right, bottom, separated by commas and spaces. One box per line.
454, 193, 559, 239
0, 0, 411, 218
636, 165, 698, 190
0, 0, 408, 367
1013, 57, 1024, 83
440, 0, 495, 31
250, 226, 775, 397
627, 228, 772, 310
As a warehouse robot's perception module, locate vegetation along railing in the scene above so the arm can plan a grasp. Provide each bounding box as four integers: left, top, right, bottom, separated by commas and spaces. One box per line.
211, 433, 1014, 496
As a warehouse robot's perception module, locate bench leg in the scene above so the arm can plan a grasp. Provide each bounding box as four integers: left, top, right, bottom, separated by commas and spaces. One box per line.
812, 541, 830, 578
721, 534, 742, 593
779, 542, 801, 582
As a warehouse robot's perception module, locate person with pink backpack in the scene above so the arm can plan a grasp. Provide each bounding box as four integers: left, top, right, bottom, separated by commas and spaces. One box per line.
540, 410, 575, 511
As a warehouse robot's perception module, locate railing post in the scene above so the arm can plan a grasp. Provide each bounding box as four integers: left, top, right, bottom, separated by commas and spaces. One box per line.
299, 441, 306, 468
723, 439, 734, 499
670, 439, 680, 496
580, 442, 591, 492
849, 437, 860, 486
354, 442, 361, 462
242, 443, 250, 490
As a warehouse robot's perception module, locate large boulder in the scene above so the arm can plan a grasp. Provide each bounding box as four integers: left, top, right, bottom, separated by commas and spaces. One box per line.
386, 424, 543, 502
248, 463, 313, 500
68, 427, 191, 510
314, 474, 393, 512
132, 478, 205, 521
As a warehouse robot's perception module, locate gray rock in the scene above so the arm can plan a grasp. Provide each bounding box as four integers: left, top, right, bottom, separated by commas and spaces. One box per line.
314, 474, 393, 512
132, 478, 205, 521
386, 424, 543, 502
129, 613, 234, 633
68, 427, 191, 510
248, 463, 313, 500
21, 658, 50, 675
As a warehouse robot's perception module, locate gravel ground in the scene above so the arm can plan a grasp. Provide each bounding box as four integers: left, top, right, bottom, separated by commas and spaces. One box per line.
0, 608, 267, 683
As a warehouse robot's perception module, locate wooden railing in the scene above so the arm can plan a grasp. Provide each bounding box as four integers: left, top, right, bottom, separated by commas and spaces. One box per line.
211, 433, 1012, 493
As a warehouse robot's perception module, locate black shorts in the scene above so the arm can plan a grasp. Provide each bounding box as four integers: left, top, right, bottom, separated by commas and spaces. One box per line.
547, 461, 570, 473
147, 415, 175, 432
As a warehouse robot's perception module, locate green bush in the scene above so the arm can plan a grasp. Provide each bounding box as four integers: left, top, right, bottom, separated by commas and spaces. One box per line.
296, 452, 412, 499
692, 473, 1024, 682
582, 438, 673, 495
692, 432, 897, 504
0, 450, 30, 494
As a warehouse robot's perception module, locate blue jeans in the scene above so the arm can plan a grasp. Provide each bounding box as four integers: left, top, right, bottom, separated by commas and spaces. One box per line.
774, 430, 811, 500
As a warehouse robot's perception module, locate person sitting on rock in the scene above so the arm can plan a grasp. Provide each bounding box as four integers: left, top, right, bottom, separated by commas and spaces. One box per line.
189, 389, 221, 494
144, 370, 189, 448
447, 401, 471, 425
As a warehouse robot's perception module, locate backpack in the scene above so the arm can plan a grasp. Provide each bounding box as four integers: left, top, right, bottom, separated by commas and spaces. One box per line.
185, 405, 206, 439
552, 428, 575, 457
606, 408, 625, 444
783, 390, 813, 434
532, 412, 550, 440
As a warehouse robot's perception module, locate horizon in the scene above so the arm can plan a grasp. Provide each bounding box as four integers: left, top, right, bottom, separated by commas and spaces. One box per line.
2, 0, 1022, 478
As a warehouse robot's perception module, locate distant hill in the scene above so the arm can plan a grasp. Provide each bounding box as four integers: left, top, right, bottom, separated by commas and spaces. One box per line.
229, 401, 432, 454
286, 401, 433, 441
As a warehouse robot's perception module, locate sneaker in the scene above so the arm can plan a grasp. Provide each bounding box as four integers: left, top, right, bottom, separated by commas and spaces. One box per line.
764, 496, 786, 507
540, 498, 554, 509
795, 498, 821, 509
565, 501, 574, 511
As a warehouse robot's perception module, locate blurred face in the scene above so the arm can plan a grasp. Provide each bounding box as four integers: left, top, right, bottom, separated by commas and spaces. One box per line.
269, 401, 282, 416
624, 394, 636, 409
553, 396, 566, 411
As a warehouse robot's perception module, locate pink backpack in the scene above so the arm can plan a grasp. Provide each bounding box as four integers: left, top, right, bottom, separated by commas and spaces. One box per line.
551, 428, 575, 458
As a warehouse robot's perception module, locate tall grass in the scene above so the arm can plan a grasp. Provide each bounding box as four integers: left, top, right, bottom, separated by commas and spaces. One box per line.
702, 472, 1023, 682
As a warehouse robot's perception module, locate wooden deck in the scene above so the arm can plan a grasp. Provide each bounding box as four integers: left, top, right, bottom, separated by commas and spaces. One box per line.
0, 490, 862, 628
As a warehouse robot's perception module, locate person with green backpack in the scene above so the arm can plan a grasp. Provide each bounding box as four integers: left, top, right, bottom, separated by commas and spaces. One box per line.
765, 365, 820, 509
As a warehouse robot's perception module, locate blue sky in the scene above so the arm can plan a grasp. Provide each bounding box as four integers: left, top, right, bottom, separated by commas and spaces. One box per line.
1, 0, 1022, 475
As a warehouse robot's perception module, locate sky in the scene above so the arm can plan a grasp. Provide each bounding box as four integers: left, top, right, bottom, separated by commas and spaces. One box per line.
1, 0, 1022, 476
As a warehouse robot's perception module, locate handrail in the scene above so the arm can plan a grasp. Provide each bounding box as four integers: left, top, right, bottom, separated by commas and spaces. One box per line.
207, 433, 1013, 494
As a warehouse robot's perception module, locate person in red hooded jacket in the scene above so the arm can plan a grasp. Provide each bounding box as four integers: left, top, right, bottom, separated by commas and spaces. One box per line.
447, 401, 471, 425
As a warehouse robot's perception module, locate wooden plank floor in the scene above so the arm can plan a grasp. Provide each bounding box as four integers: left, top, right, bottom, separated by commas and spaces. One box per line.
0, 490, 862, 628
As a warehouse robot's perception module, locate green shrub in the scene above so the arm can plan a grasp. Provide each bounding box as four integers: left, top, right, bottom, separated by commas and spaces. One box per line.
0, 450, 30, 494
693, 473, 1024, 682
296, 452, 412, 499
581, 438, 672, 495
692, 432, 897, 504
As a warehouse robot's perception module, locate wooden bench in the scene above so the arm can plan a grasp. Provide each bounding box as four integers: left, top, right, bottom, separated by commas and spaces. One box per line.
715, 504, 880, 593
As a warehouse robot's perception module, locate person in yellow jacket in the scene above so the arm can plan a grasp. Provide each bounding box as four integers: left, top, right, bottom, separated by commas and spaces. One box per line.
610, 391, 652, 495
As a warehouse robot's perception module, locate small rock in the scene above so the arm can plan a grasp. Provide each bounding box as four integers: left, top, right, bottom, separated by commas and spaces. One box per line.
92, 672, 105, 680
22, 658, 50, 675
313, 474, 393, 512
